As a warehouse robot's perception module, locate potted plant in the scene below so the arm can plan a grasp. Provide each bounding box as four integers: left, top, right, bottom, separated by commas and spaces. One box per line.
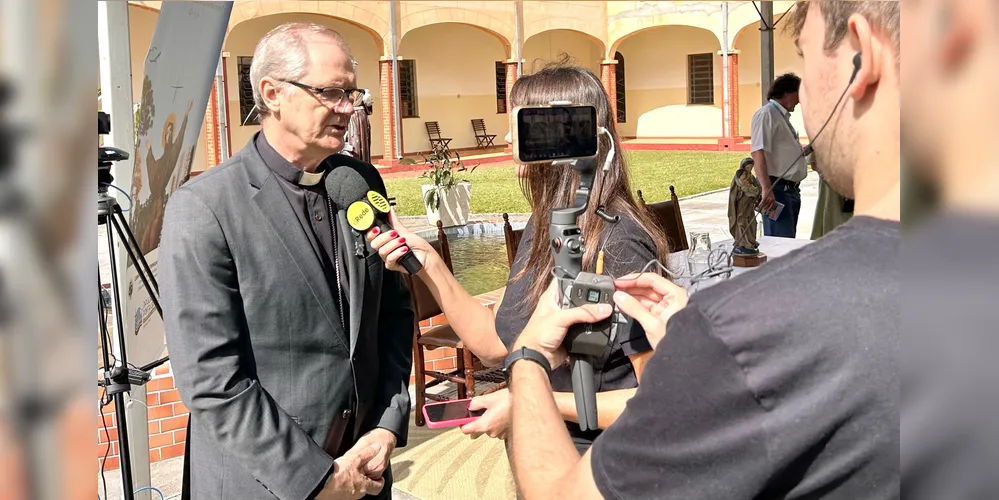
419, 149, 476, 228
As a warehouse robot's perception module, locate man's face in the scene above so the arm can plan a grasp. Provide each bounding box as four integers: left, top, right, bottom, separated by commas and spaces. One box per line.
784, 92, 801, 113
797, 5, 857, 197
276, 36, 356, 156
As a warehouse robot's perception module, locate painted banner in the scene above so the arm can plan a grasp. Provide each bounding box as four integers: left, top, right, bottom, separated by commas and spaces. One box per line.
125, 1, 232, 366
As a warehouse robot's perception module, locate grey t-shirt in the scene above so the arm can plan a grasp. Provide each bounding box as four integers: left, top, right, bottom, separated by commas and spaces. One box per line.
592, 216, 900, 499
902, 213, 999, 499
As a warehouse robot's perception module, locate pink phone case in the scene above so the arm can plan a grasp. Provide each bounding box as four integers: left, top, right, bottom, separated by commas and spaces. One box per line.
422, 399, 482, 429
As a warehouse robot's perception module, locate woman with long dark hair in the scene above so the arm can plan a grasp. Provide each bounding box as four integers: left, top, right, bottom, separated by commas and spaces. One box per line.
367, 63, 671, 453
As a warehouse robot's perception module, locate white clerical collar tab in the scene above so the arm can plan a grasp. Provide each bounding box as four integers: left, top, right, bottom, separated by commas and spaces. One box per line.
299, 170, 323, 186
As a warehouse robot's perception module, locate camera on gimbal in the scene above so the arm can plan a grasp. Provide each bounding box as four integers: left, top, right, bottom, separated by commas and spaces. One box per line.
512, 101, 622, 431
98, 111, 129, 191
558, 271, 623, 356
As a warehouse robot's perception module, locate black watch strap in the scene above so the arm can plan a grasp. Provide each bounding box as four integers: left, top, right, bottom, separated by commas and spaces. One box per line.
503, 347, 552, 380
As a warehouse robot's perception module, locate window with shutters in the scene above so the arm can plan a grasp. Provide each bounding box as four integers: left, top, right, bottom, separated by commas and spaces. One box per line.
615, 52, 626, 123
687, 53, 715, 105
399, 60, 418, 118
237, 56, 259, 125
495, 61, 507, 114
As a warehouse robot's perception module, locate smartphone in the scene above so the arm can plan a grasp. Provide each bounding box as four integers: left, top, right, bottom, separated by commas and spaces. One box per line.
512, 104, 599, 163
422, 399, 484, 429
766, 201, 785, 221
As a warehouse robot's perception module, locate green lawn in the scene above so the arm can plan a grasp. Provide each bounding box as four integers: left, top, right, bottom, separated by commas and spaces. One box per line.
384, 151, 748, 216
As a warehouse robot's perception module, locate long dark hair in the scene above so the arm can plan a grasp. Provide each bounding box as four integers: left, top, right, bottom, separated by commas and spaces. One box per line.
509, 62, 672, 309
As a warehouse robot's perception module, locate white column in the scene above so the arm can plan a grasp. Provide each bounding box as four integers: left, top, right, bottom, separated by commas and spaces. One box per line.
99, 3, 152, 499
760, 1, 775, 105
514, 1, 524, 77
721, 2, 730, 139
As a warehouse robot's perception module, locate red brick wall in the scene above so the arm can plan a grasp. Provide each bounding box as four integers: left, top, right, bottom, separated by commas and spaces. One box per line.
204, 81, 221, 169
600, 61, 617, 127
378, 59, 398, 165
503, 61, 519, 154
98, 362, 189, 472
722, 53, 740, 138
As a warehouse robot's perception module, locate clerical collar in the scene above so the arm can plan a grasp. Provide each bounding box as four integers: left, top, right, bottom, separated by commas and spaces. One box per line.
255, 132, 325, 186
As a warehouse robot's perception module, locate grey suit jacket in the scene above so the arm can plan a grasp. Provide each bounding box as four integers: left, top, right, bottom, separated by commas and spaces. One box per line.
159, 139, 414, 500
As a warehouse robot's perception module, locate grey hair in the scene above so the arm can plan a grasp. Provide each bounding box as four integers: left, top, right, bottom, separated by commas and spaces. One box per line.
249, 22, 356, 119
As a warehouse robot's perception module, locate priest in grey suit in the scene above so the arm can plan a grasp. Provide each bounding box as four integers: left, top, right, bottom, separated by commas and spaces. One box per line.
159, 23, 413, 500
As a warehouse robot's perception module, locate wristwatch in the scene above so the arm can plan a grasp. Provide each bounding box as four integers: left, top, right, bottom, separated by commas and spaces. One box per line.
502, 346, 552, 381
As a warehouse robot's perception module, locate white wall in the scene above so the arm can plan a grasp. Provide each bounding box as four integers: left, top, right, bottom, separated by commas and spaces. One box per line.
617, 26, 722, 137
521, 29, 603, 75
398, 23, 508, 154
734, 21, 805, 138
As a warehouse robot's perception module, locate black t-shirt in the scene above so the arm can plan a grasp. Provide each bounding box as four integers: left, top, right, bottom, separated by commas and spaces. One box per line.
592, 216, 900, 499
494, 216, 656, 451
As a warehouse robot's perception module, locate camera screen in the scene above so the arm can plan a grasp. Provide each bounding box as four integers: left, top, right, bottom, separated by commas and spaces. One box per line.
586, 289, 602, 303
516, 105, 598, 163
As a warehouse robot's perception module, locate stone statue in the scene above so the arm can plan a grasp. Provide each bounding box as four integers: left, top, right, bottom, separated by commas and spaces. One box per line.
727, 157, 765, 263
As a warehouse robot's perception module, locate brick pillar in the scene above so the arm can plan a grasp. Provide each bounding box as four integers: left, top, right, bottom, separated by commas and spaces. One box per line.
379, 57, 399, 165
600, 60, 618, 127
504, 60, 519, 153
719, 50, 740, 139
203, 81, 221, 169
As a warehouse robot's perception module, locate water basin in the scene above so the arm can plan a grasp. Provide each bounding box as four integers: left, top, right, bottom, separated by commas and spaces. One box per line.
416, 221, 528, 297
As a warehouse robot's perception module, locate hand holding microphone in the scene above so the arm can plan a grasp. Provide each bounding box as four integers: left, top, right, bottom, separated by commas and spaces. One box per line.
365, 210, 438, 275
325, 165, 426, 275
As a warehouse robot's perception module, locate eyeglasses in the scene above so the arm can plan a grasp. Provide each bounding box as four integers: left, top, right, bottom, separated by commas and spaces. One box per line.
278, 79, 364, 108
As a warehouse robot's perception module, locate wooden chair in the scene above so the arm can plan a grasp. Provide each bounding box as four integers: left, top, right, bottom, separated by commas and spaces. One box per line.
424, 121, 452, 156
406, 221, 506, 426
471, 119, 496, 148
501, 213, 524, 267
637, 186, 690, 252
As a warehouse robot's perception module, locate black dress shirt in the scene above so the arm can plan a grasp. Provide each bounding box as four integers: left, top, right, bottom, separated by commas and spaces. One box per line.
255, 132, 350, 329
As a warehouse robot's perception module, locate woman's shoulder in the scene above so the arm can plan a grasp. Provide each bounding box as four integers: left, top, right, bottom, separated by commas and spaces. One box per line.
600, 214, 660, 273
605, 214, 658, 248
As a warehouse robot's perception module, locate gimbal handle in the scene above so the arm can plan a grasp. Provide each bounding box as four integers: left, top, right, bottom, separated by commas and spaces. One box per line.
549, 157, 604, 431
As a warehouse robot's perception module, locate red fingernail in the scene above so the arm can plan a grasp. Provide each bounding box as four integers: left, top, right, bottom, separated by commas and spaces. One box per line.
400, 247, 408, 253
398, 237, 406, 244
371, 227, 380, 235
390, 231, 398, 238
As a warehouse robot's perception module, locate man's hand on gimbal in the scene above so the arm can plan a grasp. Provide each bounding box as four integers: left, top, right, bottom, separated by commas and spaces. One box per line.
513, 279, 614, 367
612, 273, 689, 350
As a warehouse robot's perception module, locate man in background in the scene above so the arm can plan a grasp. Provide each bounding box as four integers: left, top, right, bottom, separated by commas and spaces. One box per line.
751, 73, 808, 238
343, 89, 373, 163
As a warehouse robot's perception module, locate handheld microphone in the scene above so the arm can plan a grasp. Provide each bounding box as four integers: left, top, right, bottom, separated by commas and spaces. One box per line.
325, 165, 423, 275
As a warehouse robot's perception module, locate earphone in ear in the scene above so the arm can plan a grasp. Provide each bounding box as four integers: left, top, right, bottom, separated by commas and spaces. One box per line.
849, 52, 862, 83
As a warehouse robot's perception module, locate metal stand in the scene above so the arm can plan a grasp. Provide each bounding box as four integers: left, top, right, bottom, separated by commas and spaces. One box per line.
548, 157, 612, 432
98, 179, 167, 500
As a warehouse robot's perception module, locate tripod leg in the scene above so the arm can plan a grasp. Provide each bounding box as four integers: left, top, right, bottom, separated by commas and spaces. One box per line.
109, 207, 162, 317
104, 219, 136, 500
112, 203, 159, 292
